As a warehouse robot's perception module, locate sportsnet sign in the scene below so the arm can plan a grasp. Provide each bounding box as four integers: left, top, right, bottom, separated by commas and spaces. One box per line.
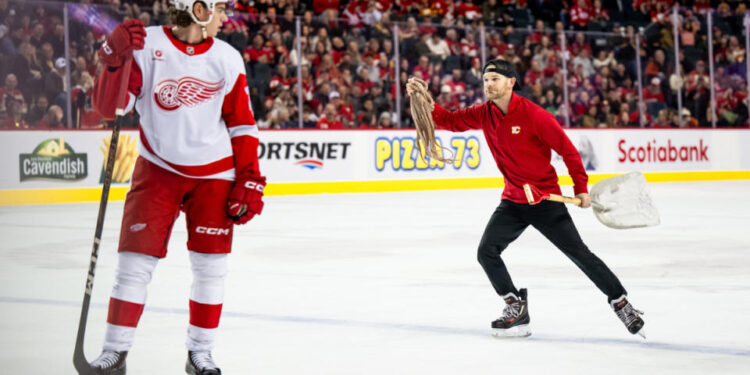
256, 130, 357, 182
258, 141, 352, 171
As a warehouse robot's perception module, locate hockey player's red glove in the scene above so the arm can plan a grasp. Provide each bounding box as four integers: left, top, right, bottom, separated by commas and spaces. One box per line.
227, 175, 266, 224
98, 19, 146, 68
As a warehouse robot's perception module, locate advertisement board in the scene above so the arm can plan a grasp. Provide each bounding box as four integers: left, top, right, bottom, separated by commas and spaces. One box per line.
1, 129, 748, 205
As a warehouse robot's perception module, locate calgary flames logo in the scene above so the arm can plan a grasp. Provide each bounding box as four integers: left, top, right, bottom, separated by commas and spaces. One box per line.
154, 77, 225, 111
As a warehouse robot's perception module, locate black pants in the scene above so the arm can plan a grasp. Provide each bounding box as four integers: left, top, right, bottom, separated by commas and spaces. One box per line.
477, 200, 626, 302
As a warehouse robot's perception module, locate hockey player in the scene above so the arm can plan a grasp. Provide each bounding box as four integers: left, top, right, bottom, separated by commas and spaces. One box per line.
407, 59, 644, 338
88, 1, 264, 374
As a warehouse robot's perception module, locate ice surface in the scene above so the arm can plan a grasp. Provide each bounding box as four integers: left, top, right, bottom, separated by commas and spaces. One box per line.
1, 181, 749, 374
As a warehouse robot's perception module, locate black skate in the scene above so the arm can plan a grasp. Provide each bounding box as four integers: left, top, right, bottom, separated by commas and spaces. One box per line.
492, 288, 531, 338
611, 295, 645, 338
90, 350, 127, 374
186, 351, 222, 375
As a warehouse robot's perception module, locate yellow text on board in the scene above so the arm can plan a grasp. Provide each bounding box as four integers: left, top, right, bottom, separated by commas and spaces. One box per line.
375, 136, 481, 171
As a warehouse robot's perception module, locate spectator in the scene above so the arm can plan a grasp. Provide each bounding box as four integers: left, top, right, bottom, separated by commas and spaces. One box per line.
678, 108, 699, 128
652, 109, 671, 128
590, 0, 609, 24
289, 36, 310, 66
686, 60, 709, 95
24, 95, 49, 127
44, 23, 65, 57
643, 77, 665, 103
569, 0, 591, 31
268, 107, 296, 129
593, 49, 616, 70
9, 42, 44, 98
600, 100, 617, 127
412, 55, 433, 81
36, 104, 64, 129
426, 33, 450, 61
358, 112, 376, 128
313, 0, 340, 14
263, 32, 285, 65
330, 90, 354, 125
270, 63, 294, 93
436, 84, 459, 111
445, 68, 467, 95
0, 73, 26, 116
244, 34, 274, 64
573, 48, 595, 78
524, 59, 544, 88
38, 42, 55, 73
71, 72, 100, 129
645, 49, 667, 79
577, 104, 594, 128
316, 103, 344, 129
377, 111, 393, 129
465, 57, 483, 89
43, 57, 66, 109
1, 97, 27, 129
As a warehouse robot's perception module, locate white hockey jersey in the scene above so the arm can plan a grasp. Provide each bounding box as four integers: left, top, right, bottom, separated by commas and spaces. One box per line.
118, 26, 259, 180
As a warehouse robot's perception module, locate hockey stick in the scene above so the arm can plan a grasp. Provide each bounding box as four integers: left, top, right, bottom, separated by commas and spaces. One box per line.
522, 183, 583, 206
73, 56, 133, 375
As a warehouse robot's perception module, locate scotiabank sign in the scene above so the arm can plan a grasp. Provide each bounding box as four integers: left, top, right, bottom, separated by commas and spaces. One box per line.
554, 130, 722, 175
618, 138, 709, 163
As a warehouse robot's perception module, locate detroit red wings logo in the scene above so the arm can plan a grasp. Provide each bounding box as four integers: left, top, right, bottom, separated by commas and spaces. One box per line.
154, 77, 225, 111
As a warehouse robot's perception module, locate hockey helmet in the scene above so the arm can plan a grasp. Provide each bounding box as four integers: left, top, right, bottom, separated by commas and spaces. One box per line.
170, 0, 229, 27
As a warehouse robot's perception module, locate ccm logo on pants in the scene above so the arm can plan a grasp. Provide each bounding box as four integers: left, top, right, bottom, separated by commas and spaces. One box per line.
195, 226, 230, 235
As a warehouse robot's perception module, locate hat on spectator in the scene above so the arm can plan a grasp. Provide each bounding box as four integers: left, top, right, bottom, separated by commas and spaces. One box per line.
55, 57, 67, 69
482, 58, 521, 91
650, 77, 660, 85
441, 85, 452, 94
680, 108, 691, 117
329, 91, 340, 99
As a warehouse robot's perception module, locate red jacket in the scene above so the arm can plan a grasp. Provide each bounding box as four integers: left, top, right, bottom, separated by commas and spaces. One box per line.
432, 93, 588, 203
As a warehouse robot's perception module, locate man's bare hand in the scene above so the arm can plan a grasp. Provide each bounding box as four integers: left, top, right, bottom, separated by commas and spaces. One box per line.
576, 193, 591, 208
406, 77, 427, 97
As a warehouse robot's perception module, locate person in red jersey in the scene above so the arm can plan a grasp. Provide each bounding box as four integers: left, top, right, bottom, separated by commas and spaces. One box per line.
408, 58, 644, 338
316, 103, 344, 129
88, 1, 264, 373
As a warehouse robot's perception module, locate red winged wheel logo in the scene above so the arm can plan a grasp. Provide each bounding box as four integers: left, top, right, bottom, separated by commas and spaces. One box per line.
154, 77, 225, 111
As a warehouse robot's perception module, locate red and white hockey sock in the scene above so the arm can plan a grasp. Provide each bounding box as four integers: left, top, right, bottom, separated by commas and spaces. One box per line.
103, 252, 158, 352
186, 251, 227, 352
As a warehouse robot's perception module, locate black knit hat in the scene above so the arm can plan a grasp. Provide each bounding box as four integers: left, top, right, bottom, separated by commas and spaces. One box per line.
482, 58, 521, 91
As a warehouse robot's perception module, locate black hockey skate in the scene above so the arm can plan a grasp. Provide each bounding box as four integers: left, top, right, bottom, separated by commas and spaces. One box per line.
186, 351, 222, 375
611, 295, 645, 338
90, 350, 127, 374
492, 288, 531, 338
